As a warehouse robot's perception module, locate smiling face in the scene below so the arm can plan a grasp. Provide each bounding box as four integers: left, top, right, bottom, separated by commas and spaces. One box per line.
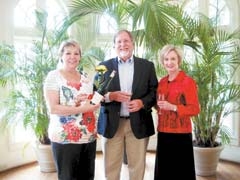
114, 31, 134, 61
163, 50, 180, 74
61, 45, 81, 70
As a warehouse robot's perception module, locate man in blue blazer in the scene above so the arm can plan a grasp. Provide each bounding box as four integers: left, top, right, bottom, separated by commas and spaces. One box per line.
97, 30, 158, 180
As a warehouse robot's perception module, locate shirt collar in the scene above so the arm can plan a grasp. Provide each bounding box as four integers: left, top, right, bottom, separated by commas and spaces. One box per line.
118, 55, 134, 64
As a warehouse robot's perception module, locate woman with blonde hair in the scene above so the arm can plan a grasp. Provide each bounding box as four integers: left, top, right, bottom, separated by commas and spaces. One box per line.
44, 40, 100, 180
154, 44, 200, 180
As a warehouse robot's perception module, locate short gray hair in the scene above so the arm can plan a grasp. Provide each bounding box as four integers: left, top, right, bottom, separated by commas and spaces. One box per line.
113, 29, 134, 44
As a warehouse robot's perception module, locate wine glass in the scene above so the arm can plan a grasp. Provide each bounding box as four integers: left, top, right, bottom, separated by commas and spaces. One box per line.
128, 90, 132, 101
126, 90, 132, 113
158, 94, 165, 115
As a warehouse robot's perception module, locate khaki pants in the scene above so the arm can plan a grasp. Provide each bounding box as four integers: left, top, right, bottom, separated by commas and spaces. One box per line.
101, 119, 149, 180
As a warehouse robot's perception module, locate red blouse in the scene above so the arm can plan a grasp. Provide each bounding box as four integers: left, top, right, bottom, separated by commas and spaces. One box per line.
157, 71, 200, 133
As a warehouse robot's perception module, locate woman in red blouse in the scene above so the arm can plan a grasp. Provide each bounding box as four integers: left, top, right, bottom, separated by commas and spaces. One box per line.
154, 44, 200, 180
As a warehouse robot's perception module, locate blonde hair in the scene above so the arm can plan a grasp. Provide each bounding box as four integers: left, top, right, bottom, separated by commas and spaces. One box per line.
58, 39, 82, 58
159, 44, 183, 65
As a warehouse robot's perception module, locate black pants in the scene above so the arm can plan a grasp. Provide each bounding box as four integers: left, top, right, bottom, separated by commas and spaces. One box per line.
51, 141, 96, 180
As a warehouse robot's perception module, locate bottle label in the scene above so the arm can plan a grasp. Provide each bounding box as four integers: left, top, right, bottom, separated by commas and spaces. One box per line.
91, 91, 104, 105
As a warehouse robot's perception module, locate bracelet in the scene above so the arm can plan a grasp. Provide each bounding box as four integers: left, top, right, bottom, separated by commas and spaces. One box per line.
173, 105, 177, 112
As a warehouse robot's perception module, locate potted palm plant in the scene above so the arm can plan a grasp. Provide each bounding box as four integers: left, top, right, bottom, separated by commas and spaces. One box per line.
0, 9, 70, 172
180, 15, 240, 176
138, 4, 240, 174
0, 8, 106, 172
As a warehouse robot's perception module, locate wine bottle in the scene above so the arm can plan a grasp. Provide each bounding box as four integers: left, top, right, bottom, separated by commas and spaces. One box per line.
90, 70, 116, 105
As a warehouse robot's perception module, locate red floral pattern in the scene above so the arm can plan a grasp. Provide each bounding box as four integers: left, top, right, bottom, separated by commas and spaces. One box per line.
82, 94, 96, 132
82, 112, 96, 132
46, 70, 97, 144
67, 81, 81, 90
63, 121, 82, 142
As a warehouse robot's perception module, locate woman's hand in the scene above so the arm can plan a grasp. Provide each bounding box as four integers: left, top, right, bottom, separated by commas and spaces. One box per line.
158, 100, 176, 111
82, 100, 100, 112
74, 93, 89, 106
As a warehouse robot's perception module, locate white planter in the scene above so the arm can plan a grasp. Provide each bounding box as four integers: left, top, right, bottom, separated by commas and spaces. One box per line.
193, 145, 224, 176
33, 142, 56, 172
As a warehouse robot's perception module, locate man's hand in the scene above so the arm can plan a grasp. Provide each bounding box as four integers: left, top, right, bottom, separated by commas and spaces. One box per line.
109, 91, 131, 102
128, 99, 144, 112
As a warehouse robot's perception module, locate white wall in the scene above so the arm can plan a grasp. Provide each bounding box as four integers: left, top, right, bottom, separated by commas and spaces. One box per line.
0, 131, 37, 171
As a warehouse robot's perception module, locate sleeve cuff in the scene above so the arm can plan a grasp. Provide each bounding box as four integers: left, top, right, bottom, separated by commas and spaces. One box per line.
104, 92, 111, 102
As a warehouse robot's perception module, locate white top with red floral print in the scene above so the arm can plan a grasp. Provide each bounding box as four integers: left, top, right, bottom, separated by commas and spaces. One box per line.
44, 70, 97, 144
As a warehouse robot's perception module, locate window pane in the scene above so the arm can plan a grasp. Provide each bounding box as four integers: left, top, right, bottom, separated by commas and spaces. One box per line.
14, 0, 36, 28
183, 0, 199, 18
46, 0, 65, 29
99, 14, 117, 34
209, 0, 230, 26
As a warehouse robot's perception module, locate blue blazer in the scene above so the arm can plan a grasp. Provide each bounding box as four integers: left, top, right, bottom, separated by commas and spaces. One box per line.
97, 56, 158, 139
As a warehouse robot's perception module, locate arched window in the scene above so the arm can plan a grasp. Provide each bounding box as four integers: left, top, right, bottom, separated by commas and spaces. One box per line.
15, 0, 66, 30
184, 0, 230, 26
